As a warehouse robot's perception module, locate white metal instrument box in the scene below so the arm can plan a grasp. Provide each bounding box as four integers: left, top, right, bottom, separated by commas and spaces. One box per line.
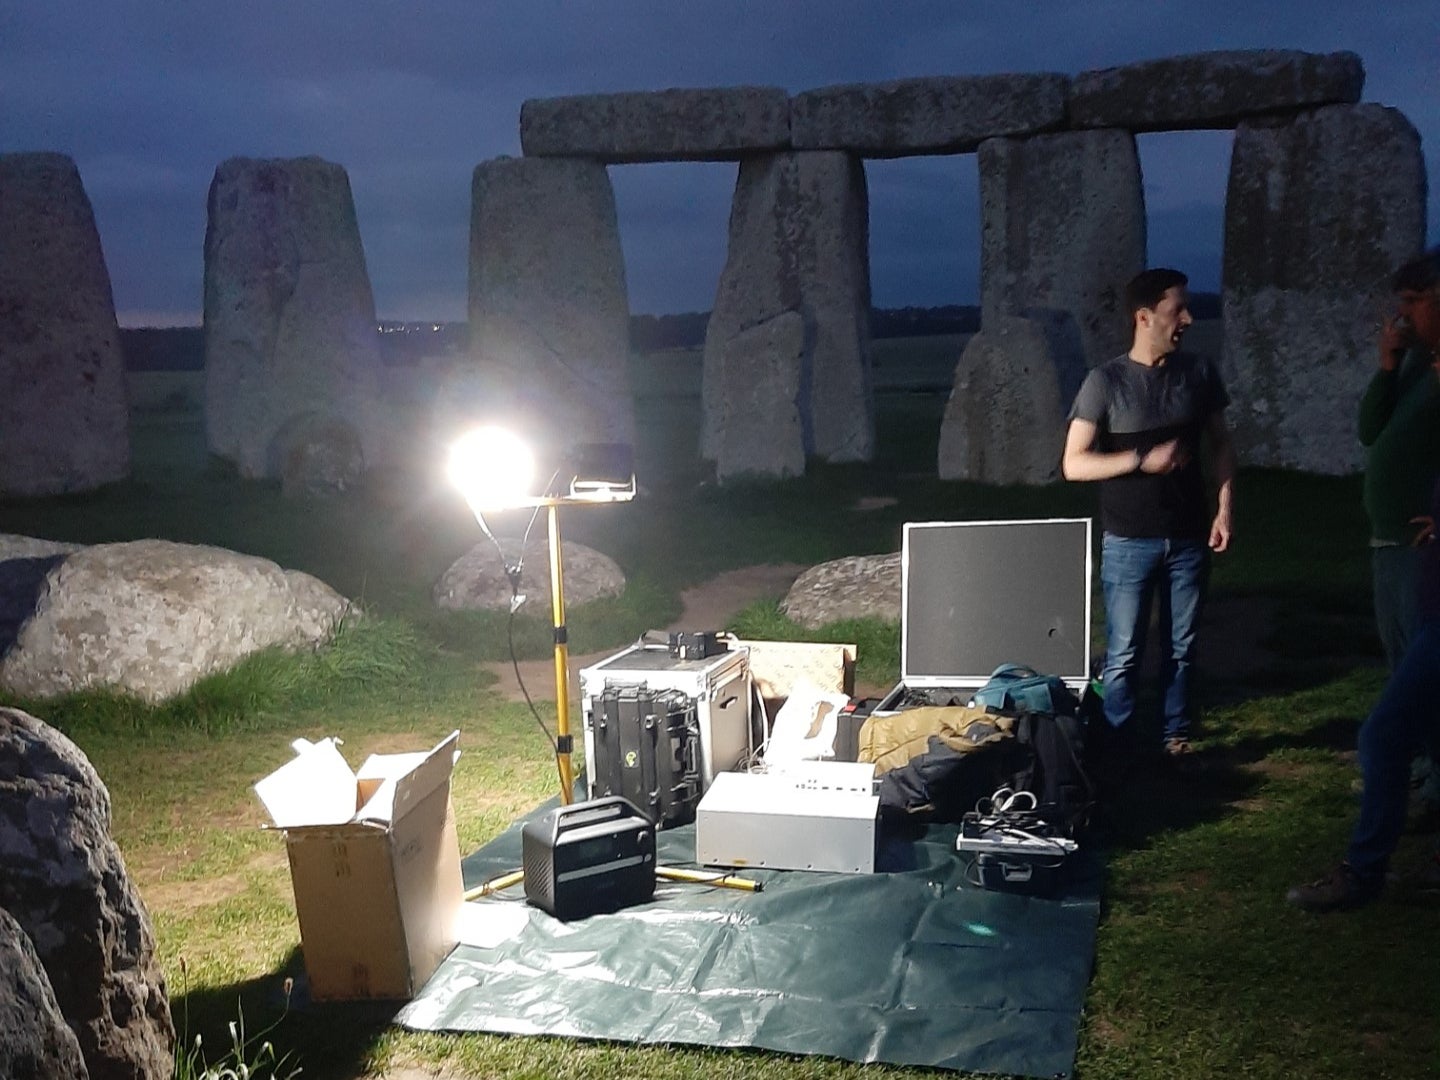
695, 766, 879, 874
578, 642, 754, 796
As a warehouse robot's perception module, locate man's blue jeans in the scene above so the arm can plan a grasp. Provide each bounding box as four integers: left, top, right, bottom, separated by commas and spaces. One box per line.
1099, 534, 1210, 742
1347, 615, 1440, 879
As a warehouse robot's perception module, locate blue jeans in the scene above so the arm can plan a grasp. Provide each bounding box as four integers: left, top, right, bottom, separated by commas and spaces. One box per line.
1099, 534, 1210, 743
1347, 615, 1440, 879
1371, 543, 1420, 671
1367, 544, 1440, 808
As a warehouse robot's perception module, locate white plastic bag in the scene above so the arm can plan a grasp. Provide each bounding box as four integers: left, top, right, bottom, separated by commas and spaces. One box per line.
763, 679, 851, 765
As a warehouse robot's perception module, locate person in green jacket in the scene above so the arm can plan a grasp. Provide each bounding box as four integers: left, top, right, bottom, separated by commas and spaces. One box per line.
1358, 247, 1440, 819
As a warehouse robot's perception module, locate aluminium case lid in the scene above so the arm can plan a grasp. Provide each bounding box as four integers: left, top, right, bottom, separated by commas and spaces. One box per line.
579, 641, 749, 685
900, 518, 1092, 690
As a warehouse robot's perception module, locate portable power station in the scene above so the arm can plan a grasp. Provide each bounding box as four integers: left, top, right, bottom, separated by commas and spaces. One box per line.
521, 796, 656, 920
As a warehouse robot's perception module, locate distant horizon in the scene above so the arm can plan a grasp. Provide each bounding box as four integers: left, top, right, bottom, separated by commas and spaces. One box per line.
116, 290, 1232, 331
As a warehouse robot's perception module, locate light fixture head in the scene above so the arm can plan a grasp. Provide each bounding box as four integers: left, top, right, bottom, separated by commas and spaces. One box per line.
565, 442, 636, 501
447, 426, 536, 512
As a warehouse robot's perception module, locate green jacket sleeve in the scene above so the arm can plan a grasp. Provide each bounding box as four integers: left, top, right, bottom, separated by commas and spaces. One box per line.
1357, 367, 1399, 447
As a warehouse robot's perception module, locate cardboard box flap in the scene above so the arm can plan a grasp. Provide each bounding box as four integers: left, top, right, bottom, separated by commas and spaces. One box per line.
254, 738, 357, 829
357, 731, 460, 825
356, 750, 428, 822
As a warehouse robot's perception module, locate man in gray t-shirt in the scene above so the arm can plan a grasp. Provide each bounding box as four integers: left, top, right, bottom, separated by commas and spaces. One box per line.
1062, 268, 1235, 762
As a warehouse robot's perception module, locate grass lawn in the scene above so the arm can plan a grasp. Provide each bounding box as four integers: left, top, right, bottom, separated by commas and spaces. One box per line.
3, 340, 1437, 1079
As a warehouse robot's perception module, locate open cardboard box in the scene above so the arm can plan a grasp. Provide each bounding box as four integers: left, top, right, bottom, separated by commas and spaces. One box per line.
254, 730, 463, 1001
731, 639, 856, 724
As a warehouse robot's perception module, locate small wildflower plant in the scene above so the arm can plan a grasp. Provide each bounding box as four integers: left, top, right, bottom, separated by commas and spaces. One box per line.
173, 960, 301, 1080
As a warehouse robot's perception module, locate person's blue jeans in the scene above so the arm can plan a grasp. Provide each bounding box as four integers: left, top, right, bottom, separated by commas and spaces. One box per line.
1368, 543, 1440, 808
1347, 614, 1440, 879
1371, 543, 1420, 671
1099, 534, 1210, 743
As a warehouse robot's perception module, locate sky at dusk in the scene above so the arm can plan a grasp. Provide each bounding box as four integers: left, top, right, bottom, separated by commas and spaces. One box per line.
2, 1, 1436, 326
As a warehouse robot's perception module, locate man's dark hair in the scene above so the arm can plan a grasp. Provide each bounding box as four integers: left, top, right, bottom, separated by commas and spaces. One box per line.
1125, 268, 1189, 317
1391, 247, 1440, 293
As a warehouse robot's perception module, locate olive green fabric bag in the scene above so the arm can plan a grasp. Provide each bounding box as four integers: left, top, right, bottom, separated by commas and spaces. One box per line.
857, 704, 1015, 774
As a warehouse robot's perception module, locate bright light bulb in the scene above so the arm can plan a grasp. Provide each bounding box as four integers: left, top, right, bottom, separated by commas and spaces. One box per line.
447, 426, 535, 511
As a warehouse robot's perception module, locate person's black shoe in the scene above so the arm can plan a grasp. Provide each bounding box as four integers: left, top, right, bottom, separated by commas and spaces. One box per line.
1285, 862, 1384, 912
1162, 737, 1201, 779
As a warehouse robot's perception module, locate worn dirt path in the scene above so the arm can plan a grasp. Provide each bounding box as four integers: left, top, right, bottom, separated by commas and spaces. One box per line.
478, 563, 809, 703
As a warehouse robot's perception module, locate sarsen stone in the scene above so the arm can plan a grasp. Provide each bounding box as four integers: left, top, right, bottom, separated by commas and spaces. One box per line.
0, 707, 174, 1079
0, 539, 352, 702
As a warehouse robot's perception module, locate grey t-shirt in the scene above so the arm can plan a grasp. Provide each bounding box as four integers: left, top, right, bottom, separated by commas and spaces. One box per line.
1068, 351, 1229, 538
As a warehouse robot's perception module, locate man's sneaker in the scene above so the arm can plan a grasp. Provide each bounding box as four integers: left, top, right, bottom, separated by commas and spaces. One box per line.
1285, 863, 1384, 912
1162, 737, 1200, 778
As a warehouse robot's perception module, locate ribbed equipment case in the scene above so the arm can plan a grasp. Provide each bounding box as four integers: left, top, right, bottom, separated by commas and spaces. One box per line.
589, 686, 701, 828
579, 643, 755, 827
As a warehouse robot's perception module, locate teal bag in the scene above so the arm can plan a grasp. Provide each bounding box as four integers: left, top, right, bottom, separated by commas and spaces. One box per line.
971, 663, 1079, 717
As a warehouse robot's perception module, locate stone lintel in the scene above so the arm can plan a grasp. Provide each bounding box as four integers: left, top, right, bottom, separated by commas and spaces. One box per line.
520, 86, 791, 163
791, 74, 1070, 157
1070, 49, 1364, 132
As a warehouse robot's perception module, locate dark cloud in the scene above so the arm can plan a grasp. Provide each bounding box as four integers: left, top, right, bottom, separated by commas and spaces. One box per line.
2, 1, 1434, 323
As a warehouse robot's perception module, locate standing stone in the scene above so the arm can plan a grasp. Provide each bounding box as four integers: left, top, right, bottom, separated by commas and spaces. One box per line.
271, 411, 365, 497
203, 156, 386, 481
791, 73, 1069, 156
797, 153, 874, 463
1070, 50, 1364, 132
520, 87, 791, 163
0, 907, 91, 1080
0, 707, 174, 1080
468, 156, 634, 462
937, 313, 1087, 485
980, 130, 1145, 369
702, 155, 801, 467
0, 153, 130, 497
711, 311, 807, 482
1222, 105, 1426, 474
702, 151, 873, 476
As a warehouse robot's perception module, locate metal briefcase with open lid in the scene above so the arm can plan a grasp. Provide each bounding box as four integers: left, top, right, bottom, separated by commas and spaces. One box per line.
877, 517, 1093, 712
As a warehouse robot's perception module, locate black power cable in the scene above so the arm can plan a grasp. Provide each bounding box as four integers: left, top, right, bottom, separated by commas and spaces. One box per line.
473, 467, 568, 794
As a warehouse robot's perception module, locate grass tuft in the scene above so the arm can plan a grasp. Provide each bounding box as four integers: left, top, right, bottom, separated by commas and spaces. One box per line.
13, 615, 428, 738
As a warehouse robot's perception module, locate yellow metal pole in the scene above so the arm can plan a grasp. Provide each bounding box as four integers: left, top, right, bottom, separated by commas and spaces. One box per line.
463, 868, 525, 901
655, 865, 763, 892
548, 502, 575, 804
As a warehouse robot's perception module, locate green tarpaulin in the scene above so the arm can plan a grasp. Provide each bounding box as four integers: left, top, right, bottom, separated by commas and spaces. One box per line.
398, 807, 1100, 1079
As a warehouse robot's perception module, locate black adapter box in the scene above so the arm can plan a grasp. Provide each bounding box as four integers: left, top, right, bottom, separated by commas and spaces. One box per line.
668, 631, 728, 661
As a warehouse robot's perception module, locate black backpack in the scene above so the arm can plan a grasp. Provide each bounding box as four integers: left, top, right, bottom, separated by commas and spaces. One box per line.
972, 663, 1095, 836
1008, 708, 1094, 836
